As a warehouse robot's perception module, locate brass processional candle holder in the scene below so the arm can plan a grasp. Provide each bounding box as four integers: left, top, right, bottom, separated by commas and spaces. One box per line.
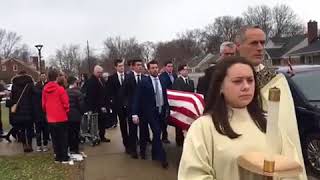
237, 87, 302, 180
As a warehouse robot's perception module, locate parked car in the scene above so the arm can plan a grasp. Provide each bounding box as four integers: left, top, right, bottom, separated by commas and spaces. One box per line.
277, 65, 320, 175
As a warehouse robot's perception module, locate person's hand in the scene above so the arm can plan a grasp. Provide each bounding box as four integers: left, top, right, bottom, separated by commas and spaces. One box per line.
132, 115, 139, 124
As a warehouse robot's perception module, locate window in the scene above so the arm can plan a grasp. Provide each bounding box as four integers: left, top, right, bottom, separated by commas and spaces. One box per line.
13, 65, 18, 71
1, 65, 6, 71
292, 70, 320, 101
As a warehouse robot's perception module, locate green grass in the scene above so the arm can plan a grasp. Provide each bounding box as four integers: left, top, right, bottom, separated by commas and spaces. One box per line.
0, 104, 83, 180
0, 154, 77, 180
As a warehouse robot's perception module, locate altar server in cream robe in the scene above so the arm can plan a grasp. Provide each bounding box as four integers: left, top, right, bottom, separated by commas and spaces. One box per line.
178, 56, 303, 180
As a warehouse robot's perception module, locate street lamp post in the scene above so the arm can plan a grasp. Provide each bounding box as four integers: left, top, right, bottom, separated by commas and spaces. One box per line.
35, 44, 43, 72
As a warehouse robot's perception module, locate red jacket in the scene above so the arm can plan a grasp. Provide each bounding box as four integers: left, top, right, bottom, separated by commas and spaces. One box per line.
42, 81, 70, 123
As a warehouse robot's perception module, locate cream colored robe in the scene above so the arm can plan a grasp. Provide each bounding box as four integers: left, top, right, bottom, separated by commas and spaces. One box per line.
178, 108, 304, 180
260, 73, 307, 179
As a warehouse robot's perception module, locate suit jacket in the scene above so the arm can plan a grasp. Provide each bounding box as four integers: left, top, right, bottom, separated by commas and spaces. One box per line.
86, 75, 108, 112
159, 71, 177, 90
132, 75, 169, 121
124, 72, 144, 115
107, 72, 128, 110
196, 65, 216, 100
172, 77, 195, 93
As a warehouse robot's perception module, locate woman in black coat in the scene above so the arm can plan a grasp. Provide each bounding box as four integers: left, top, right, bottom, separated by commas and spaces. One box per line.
7, 71, 35, 152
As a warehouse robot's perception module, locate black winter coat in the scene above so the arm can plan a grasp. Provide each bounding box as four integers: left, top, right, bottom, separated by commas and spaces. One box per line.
8, 74, 35, 125
67, 87, 85, 122
85, 75, 108, 112
33, 81, 46, 122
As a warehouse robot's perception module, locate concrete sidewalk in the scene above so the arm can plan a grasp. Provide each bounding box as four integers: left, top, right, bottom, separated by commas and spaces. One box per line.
82, 126, 180, 180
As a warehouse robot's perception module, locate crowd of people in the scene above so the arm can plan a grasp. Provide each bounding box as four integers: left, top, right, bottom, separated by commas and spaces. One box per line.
0, 25, 307, 179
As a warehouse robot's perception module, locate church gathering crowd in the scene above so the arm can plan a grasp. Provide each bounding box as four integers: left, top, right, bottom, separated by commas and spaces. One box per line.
0, 25, 308, 179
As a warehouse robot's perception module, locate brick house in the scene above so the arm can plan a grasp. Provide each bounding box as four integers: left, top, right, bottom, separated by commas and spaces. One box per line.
0, 58, 40, 83
290, 21, 320, 64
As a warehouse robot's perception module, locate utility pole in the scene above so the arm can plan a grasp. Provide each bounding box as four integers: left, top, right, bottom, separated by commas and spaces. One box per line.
87, 40, 90, 74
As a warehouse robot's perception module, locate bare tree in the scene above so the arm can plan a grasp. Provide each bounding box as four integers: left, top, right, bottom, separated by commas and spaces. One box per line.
0, 29, 22, 58
50, 44, 82, 76
141, 41, 155, 62
243, 5, 273, 38
272, 4, 304, 37
103, 36, 143, 60
213, 16, 244, 42
154, 37, 203, 67
11, 44, 31, 62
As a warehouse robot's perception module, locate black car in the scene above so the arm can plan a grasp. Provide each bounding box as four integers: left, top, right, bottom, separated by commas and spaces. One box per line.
277, 65, 320, 175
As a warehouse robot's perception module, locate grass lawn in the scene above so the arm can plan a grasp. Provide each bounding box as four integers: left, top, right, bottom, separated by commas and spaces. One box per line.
0, 154, 82, 180
0, 103, 83, 180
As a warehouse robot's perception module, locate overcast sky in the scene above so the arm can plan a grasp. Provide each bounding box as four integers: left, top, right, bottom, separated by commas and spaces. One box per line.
1, 0, 319, 58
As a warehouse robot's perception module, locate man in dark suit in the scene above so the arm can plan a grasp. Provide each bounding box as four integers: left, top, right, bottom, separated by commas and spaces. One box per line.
107, 59, 130, 153
172, 64, 195, 146
86, 65, 110, 143
132, 60, 169, 169
196, 41, 236, 103
124, 59, 146, 159
159, 60, 177, 144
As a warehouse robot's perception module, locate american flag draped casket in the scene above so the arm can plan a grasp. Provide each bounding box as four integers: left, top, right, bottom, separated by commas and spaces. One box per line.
167, 89, 205, 130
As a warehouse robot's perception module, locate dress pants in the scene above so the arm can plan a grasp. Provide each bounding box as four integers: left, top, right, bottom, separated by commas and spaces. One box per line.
49, 122, 69, 161
68, 121, 80, 153
161, 117, 168, 141
117, 106, 129, 149
98, 110, 106, 139
35, 121, 49, 146
149, 108, 167, 162
175, 127, 184, 146
128, 115, 148, 156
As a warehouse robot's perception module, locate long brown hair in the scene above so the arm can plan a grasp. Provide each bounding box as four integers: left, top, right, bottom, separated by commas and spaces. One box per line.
204, 56, 266, 139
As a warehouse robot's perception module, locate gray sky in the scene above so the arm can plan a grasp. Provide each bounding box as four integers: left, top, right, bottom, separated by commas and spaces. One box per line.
1, 0, 319, 58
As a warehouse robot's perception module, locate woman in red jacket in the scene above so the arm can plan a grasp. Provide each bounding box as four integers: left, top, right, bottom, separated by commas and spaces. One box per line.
42, 69, 70, 163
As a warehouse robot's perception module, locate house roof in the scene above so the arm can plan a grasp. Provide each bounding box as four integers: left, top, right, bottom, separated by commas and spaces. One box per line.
266, 35, 306, 59
290, 39, 320, 55
188, 53, 219, 72
1, 58, 39, 74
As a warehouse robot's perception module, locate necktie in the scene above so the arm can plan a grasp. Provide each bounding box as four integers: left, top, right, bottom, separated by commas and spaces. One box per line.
120, 74, 124, 85
137, 75, 141, 84
154, 77, 163, 112
169, 74, 174, 83
98, 78, 104, 87
185, 78, 188, 85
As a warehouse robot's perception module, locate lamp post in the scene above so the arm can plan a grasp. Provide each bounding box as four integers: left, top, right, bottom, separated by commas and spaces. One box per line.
35, 44, 43, 72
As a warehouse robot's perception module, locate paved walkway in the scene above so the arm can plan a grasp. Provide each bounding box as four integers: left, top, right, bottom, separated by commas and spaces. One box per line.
1, 126, 319, 180
83, 126, 180, 180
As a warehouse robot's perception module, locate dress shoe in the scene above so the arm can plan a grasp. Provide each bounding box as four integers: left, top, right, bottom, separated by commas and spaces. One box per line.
100, 138, 111, 143
162, 139, 170, 144
125, 148, 131, 154
131, 152, 138, 159
176, 141, 184, 147
140, 153, 146, 160
161, 161, 169, 169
